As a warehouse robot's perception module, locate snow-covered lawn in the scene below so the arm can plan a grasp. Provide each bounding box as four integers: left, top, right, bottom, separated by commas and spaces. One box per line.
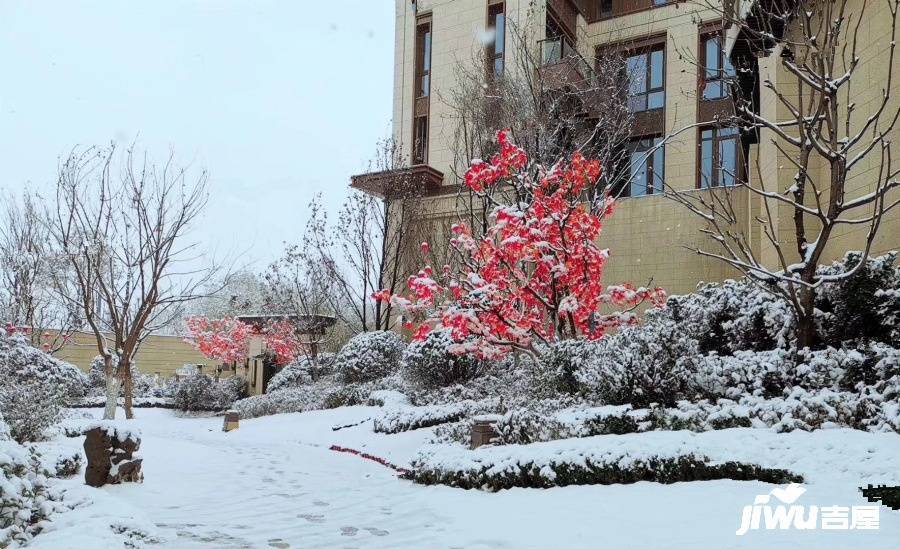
29, 407, 900, 548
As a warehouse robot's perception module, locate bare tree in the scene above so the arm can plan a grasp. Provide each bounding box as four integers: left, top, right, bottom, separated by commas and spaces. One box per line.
0, 189, 77, 352
441, 8, 634, 233
301, 136, 437, 333
263, 245, 340, 360
667, 0, 900, 348
48, 144, 222, 419
188, 269, 268, 321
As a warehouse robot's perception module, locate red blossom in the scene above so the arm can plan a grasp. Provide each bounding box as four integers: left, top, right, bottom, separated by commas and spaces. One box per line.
374, 130, 666, 359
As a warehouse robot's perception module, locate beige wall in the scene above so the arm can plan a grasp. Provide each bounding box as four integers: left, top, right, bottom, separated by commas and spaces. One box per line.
54, 331, 211, 378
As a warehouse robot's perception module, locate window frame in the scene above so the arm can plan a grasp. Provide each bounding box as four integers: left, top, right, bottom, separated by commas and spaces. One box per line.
412, 14, 433, 165
617, 135, 665, 198
625, 44, 666, 113
414, 18, 433, 99
486, 1, 506, 80
699, 30, 735, 102
697, 125, 742, 189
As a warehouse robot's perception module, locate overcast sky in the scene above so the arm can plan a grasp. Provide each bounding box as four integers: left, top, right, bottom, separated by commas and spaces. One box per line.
0, 0, 395, 268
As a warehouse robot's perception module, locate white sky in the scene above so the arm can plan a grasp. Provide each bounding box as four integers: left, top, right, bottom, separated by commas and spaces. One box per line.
0, 0, 395, 267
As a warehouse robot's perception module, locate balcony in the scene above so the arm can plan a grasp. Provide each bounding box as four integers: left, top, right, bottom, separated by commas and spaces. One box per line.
537, 36, 602, 116
350, 164, 445, 199
538, 36, 599, 88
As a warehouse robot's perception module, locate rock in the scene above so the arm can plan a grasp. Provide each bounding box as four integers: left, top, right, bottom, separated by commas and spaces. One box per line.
83, 425, 143, 487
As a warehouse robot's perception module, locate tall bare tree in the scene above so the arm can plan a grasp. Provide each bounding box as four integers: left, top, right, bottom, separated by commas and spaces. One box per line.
48, 144, 222, 419
667, 0, 900, 348
0, 189, 77, 352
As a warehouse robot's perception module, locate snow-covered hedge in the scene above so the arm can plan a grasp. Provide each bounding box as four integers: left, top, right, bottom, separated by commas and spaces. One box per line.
0, 332, 86, 403
411, 433, 802, 490
334, 331, 405, 383
233, 382, 335, 419
401, 329, 485, 389
574, 316, 702, 407
533, 339, 602, 395
374, 400, 500, 434
172, 374, 246, 412
266, 353, 336, 393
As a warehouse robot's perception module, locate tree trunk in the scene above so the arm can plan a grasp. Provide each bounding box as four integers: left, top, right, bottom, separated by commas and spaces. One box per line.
102, 355, 119, 420
121, 357, 135, 419
795, 285, 818, 350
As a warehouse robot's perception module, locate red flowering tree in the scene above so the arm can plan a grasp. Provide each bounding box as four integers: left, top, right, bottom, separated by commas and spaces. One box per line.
259, 318, 303, 366
184, 316, 303, 366
184, 316, 253, 364
374, 130, 666, 359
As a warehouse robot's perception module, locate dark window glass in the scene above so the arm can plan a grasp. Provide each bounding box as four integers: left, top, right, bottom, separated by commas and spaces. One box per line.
701, 34, 735, 100
626, 46, 665, 113
488, 4, 505, 79
620, 136, 665, 197
600, 0, 613, 18
416, 22, 432, 98
699, 126, 740, 188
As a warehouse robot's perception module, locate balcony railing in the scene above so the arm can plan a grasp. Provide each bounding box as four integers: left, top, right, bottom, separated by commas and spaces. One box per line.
537, 36, 598, 88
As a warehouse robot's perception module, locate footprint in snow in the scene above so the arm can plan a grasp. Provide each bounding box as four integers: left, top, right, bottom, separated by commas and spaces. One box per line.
298, 513, 326, 523
268, 539, 290, 548
340, 527, 359, 536
363, 527, 389, 537
313, 500, 329, 507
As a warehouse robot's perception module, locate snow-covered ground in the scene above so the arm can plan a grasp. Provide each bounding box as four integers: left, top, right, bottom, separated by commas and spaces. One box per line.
30, 407, 900, 548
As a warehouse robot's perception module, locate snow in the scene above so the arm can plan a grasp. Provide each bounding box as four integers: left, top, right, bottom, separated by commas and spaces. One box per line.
23, 407, 900, 548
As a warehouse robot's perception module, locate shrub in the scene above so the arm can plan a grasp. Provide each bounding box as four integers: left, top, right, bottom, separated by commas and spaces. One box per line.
0, 414, 57, 546
0, 332, 86, 403
667, 279, 794, 355
410, 443, 802, 490
233, 385, 330, 419
374, 400, 499, 434
0, 380, 63, 443
534, 339, 602, 395
576, 316, 702, 407
401, 329, 485, 389
694, 349, 792, 399
172, 374, 245, 412
322, 385, 366, 409
334, 331, 405, 383
816, 252, 899, 344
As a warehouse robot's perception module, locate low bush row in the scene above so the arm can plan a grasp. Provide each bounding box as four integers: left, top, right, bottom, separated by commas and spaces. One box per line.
373, 400, 500, 434
410, 434, 803, 490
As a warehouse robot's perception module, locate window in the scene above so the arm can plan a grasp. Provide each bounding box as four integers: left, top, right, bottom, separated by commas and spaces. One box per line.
626, 46, 665, 112
413, 16, 432, 164
415, 20, 432, 98
600, 0, 613, 18
701, 33, 735, 100
487, 2, 505, 79
699, 126, 740, 188
413, 116, 429, 165
617, 136, 665, 197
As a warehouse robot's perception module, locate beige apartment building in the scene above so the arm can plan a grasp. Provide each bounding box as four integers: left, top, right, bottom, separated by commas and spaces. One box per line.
352, 0, 900, 296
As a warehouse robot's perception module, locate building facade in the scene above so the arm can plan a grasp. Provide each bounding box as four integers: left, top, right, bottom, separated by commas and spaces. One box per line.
353, 0, 900, 295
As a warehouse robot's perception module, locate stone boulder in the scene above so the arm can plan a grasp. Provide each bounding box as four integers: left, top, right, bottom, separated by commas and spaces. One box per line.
83, 423, 143, 487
